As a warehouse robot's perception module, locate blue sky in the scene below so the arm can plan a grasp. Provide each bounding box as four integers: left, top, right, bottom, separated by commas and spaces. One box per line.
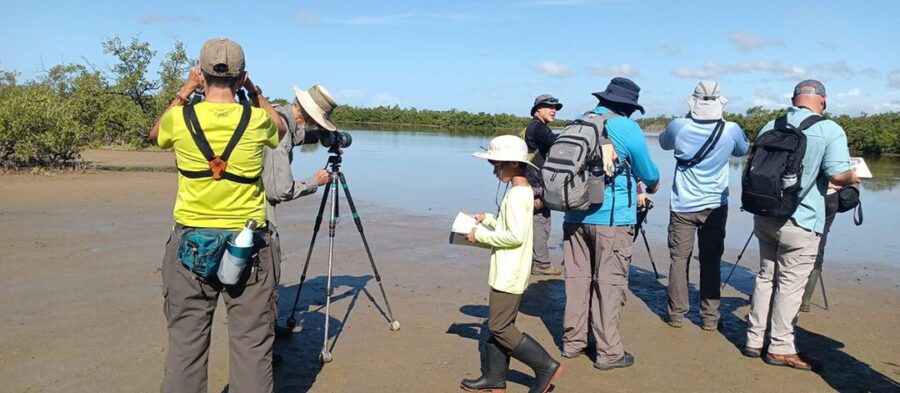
2, 0, 898, 118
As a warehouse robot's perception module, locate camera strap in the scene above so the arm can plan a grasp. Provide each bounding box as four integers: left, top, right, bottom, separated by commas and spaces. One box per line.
177, 102, 260, 184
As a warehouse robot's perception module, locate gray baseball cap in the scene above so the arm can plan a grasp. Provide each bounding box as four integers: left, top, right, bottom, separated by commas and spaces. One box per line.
530, 94, 563, 115
793, 79, 826, 97
199, 38, 245, 78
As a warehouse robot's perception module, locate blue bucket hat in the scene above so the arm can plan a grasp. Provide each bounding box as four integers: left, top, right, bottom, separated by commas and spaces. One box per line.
592, 77, 645, 114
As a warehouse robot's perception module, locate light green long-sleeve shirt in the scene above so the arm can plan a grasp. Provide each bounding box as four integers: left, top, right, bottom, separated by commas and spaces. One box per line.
475, 185, 534, 294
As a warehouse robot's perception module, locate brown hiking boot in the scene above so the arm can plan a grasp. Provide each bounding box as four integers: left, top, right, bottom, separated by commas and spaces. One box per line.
532, 265, 562, 276
763, 353, 819, 371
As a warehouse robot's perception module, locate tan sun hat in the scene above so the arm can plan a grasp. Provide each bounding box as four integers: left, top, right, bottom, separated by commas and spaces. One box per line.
292, 84, 338, 131
472, 135, 538, 169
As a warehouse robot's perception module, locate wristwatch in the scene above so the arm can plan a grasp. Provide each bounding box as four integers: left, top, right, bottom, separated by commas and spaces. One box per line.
248, 85, 262, 99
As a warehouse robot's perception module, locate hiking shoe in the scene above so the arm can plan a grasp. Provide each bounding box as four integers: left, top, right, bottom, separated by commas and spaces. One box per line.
701, 321, 720, 331
532, 265, 563, 276
662, 315, 683, 328
560, 349, 583, 359
594, 352, 634, 370
740, 346, 762, 358
799, 304, 811, 313
763, 353, 819, 371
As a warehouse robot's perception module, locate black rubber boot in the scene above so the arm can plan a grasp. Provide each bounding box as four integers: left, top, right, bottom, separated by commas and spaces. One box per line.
461, 337, 509, 392
509, 334, 562, 393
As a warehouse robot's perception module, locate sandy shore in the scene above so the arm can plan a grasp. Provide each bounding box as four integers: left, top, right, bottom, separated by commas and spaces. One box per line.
0, 150, 898, 392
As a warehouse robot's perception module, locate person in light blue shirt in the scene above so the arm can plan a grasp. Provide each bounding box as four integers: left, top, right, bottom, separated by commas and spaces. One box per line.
561, 77, 659, 371
658, 81, 749, 330
744, 80, 859, 371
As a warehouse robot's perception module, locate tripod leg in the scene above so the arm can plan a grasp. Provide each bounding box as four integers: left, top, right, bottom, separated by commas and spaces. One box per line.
641, 228, 659, 279
722, 232, 754, 289
336, 172, 400, 331
819, 272, 829, 310
283, 180, 332, 328
321, 177, 339, 364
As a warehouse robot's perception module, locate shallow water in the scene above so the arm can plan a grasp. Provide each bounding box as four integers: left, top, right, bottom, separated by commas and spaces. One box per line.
292, 129, 900, 266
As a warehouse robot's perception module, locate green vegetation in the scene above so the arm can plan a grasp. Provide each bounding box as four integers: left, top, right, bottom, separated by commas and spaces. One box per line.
0, 37, 897, 168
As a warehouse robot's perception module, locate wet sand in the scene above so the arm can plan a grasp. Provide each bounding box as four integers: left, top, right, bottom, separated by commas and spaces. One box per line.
0, 150, 898, 392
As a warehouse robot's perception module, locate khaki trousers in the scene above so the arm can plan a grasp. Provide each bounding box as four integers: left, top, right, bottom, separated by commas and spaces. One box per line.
533, 209, 552, 269
562, 223, 634, 364
746, 217, 819, 355
666, 206, 728, 325
161, 225, 280, 393
488, 289, 524, 350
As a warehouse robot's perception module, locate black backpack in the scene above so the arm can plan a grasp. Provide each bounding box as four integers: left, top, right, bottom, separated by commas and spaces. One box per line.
741, 114, 824, 217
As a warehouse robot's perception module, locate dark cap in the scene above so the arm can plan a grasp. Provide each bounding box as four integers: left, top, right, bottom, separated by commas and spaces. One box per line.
199, 38, 245, 78
530, 94, 563, 115
793, 79, 826, 97
592, 77, 645, 114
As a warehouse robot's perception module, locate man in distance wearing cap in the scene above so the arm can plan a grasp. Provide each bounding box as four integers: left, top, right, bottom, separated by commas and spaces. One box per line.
743, 79, 859, 370
659, 81, 749, 331
522, 94, 564, 276
561, 77, 659, 371
150, 38, 286, 392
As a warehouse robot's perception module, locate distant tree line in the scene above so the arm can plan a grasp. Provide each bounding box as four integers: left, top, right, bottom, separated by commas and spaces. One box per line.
0, 37, 897, 168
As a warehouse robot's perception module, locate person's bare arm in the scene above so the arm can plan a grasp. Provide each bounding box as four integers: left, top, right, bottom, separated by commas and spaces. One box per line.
830, 169, 860, 186
150, 66, 202, 143
242, 74, 286, 141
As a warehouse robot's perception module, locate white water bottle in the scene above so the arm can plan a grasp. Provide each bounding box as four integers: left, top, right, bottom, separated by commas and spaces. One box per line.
218, 219, 257, 285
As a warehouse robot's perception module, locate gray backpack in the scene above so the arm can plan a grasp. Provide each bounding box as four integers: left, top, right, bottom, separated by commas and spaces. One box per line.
541, 112, 618, 211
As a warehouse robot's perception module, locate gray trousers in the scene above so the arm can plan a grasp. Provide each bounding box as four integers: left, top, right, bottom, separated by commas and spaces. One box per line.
746, 217, 820, 355
161, 225, 280, 393
533, 208, 552, 269
562, 223, 634, 364
666, 206, 728, 325
488, 289, 524, 350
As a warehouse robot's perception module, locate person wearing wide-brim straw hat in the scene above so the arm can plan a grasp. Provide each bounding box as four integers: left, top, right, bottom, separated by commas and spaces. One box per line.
262, 84, 338, 351
658, 81, 749, 332
461, 134, 563, 393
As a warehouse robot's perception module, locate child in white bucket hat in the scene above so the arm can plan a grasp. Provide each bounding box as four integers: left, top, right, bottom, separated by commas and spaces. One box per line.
460, 134, 562, 393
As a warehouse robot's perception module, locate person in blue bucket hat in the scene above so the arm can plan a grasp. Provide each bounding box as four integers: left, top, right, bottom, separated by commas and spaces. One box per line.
560, 77, 660, 371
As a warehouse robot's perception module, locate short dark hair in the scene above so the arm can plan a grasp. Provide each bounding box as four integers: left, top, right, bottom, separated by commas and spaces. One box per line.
201, 71, 241, 89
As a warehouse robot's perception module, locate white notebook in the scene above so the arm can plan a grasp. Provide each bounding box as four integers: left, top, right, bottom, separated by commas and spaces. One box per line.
449, 211, 491, 249
850, 157, 873, 179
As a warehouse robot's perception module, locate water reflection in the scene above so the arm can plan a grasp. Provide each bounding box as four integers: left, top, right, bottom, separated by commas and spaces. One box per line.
291, 129, 899, 266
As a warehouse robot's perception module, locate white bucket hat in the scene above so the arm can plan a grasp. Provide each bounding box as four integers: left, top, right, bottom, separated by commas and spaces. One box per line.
472, 135, 538, 169
292, 84, 338, 131
687, 80, 728, 121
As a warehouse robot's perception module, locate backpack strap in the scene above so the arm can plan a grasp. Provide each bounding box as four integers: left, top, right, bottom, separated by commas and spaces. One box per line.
676, 120, 725, 169
797, 114, 825, 131
177, 102, 259, 184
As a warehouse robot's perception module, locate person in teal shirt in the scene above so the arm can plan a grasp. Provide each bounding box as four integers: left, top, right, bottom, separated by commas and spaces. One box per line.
744, 80, 859, 371
561, 77, 660, 371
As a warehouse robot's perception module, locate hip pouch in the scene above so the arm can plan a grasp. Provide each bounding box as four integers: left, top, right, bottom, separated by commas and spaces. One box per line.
178, 228, 232, 280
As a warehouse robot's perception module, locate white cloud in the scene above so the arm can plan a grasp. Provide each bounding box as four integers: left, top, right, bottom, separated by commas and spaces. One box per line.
371, 92, 400, 107
533, 61, 572, 78
847, 88, 861, 97
328, 12, 485, 26
860, 67, 882, 79
671, 60, 808, 80
337, 89, 365, 102
811, 60, 855, 78
729, 32, 784, 52
139, 14, 202, 25
889, 69, 900, 89
661, 43, 681, 56
294, 11, 318, 25
752, 88, 786, 109
585, 63, 639, 77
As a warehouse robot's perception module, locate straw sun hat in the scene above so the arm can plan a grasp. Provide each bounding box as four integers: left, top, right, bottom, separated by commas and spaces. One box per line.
292, 84, 338, 131
472, 135, 538, 169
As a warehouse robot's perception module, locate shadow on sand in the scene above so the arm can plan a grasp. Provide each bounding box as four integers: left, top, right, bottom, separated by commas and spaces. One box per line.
447, 279, 566, 391
266, 274, 390, 393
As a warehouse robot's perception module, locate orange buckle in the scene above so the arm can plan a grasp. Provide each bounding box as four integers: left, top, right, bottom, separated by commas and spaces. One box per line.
209, 156, 228, 180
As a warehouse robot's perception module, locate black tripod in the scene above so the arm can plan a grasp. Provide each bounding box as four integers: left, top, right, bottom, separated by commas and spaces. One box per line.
281, 152, 400, 364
